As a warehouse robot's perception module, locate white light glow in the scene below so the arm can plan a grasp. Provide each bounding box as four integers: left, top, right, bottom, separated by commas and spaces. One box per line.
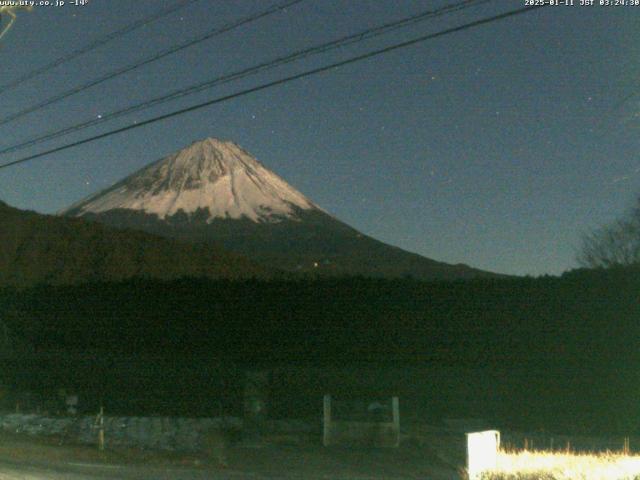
487, 450, 640, 480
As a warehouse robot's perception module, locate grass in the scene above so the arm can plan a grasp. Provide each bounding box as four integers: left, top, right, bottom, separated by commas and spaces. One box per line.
481, 449, 640, 480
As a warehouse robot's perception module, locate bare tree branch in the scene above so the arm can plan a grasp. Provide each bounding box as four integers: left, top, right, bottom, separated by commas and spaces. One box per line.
577, 196, 640, 268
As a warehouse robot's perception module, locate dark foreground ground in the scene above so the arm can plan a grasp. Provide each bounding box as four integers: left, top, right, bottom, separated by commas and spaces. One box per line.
0, 428, 462, 480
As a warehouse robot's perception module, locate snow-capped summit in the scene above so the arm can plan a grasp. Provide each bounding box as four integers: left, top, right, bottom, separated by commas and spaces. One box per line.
63, 137, 499, 281
64, 138, 318, 223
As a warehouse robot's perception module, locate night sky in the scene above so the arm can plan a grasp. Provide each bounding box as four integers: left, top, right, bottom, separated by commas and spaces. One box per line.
1, 0, 638, 276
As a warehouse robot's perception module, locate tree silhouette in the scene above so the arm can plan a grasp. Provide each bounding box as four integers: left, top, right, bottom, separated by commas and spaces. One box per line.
577, 196, 640, 268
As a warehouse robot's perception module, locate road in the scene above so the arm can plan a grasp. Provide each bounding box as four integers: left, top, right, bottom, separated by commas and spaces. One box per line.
0, 459, 458, 480
0, 447, 460, 479
0, 458, 262, 480
0, 429, 461, 479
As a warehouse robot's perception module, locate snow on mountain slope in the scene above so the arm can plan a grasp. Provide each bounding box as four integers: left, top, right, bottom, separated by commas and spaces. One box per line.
61, 137, 502, 280
65, 138, 319, 223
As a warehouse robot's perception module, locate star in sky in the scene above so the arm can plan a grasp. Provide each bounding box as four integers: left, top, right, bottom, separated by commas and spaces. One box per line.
1, 1, 637, 277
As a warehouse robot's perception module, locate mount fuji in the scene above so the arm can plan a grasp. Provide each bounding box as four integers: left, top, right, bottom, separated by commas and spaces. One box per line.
63, 138, 496, 280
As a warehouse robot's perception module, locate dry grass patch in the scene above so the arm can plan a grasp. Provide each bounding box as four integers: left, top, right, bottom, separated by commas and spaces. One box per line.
481, 450, 640, 480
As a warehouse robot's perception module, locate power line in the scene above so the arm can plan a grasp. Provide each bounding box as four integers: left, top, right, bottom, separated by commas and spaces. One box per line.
0, 0, 305, 127
0, 4, 547, 171
0, 0, 201, 95
0, 0, 493, 156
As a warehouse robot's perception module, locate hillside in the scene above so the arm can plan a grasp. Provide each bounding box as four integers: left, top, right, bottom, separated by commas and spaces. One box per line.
0, 200, 267, 287
63, 138, 500, 281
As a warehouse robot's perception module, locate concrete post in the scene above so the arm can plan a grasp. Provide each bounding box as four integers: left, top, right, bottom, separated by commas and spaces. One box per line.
323, 394, 331, 447
97, 406, 105, 451
243, 370, 270, 433
391, 396, 400, 447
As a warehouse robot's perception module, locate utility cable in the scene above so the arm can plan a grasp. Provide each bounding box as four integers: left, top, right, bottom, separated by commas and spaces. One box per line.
0, 0, 201, 95
0, 0, 492, 156
0, 0, 305, 127
0, 4, 547, 171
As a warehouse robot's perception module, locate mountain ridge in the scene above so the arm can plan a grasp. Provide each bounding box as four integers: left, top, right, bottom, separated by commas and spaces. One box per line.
63, 138, 503, 280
